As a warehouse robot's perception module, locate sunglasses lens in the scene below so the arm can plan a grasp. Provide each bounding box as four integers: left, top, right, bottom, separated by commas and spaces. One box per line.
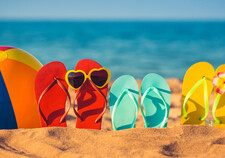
90, 69, 108, 87
68, 71, 85, 89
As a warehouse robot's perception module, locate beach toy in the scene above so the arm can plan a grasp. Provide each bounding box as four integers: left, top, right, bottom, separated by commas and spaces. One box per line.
65, 59, 110, 130
109, 75, 139, 131
0, 46, 42, 129
181, 62, 215, 125
35, 61, 71, 127
212, 64, 225, 129
141, 73, 171, 128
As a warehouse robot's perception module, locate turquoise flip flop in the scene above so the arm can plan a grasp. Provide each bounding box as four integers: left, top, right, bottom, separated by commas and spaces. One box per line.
141, 73, 171, 128
109, 75, 139, 131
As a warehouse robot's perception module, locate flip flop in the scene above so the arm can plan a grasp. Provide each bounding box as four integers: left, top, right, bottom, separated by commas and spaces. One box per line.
109, 75, 139, 131
181, 62, 215, 125
35, 61, 71, 127
141, 73, 171, 128
212, 64, 225, 129
74, 59, 109, 130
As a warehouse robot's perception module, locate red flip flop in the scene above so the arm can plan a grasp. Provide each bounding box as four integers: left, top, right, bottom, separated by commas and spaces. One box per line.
35, 61, 71, 127
73, 59, 108, 130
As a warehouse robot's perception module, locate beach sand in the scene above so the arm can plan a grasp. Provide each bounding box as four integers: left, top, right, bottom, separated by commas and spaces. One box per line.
0, 79, 222, 157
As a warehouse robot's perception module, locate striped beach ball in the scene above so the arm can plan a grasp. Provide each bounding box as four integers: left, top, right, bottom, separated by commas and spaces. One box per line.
0, 46, 42, 129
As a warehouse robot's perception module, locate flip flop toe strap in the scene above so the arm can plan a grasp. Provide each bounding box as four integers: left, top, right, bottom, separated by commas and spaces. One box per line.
212, 94, 222, 124
38, 77, 71, 126
182, 77, 209, 121
56, 78, 72, 124
73, 82, 86, 121
89, 81, 107, 123
111, 88, 139, 131
141, 87, 168, 128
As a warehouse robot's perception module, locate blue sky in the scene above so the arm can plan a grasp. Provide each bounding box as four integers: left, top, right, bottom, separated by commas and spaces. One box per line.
0, 0, 225, 20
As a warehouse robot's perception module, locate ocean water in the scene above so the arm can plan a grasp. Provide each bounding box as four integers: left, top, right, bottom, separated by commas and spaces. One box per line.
0, 21, 225, 79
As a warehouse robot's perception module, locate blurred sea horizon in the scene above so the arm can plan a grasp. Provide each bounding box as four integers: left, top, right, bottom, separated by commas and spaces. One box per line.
0, 20, 225, 79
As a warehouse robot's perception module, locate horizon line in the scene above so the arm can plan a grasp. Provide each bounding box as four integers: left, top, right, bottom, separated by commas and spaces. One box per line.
0, 17, 225, 22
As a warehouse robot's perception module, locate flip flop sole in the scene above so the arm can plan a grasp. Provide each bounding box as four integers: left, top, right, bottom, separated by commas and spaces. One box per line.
75, 59, 108, 130
214, 64, 225, 129
141, 73, 171, 128
35, 61, 68, 127
109, 75, 139, 131
181, 62, 215, 125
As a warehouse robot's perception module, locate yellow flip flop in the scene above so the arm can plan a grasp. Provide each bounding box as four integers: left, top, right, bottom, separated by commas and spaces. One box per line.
181, 62, 215, 125
212, 64, 225, 129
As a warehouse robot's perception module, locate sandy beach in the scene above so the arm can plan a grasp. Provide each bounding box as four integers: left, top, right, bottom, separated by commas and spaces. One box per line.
1, 0, 224, 157
0, 79, 222, 157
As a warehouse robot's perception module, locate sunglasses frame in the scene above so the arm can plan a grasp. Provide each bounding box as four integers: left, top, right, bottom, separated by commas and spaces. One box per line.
65, 67, 111, 90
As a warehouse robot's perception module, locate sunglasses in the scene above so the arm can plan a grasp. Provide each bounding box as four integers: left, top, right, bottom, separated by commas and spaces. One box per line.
65, 67, 111, 90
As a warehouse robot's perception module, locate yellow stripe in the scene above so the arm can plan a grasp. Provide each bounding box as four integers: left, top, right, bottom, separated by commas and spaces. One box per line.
3, 48, 42, 71
0, 50, 8, 62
